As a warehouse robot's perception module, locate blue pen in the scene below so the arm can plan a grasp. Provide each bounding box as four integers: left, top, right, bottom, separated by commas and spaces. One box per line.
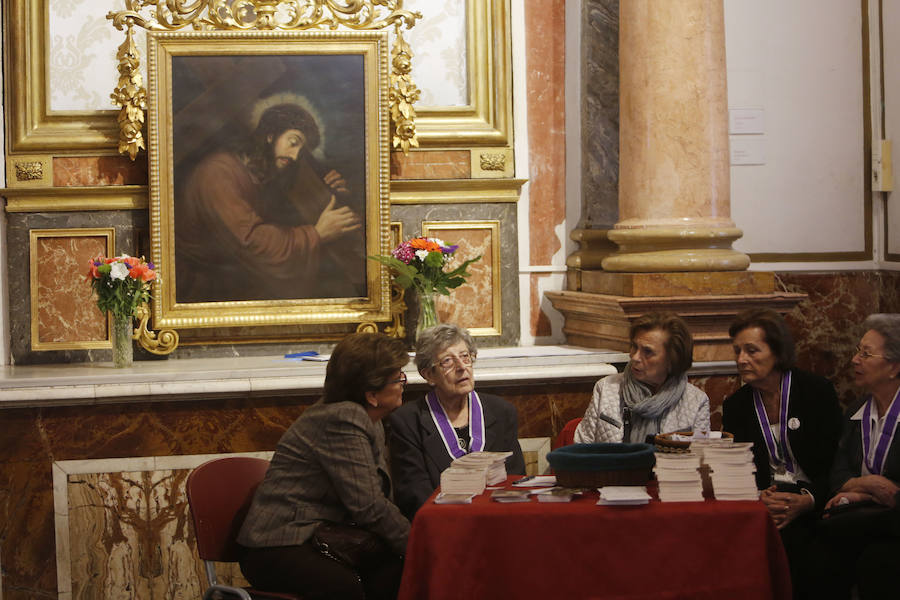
284, 351, 318, 359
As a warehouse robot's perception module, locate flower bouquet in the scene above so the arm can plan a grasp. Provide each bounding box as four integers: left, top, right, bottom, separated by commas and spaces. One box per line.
368, 237, 480, 336
86, 255, 156, 367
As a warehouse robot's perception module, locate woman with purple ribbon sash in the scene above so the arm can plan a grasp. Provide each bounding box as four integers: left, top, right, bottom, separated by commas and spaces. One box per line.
812, 314, 900, 599
722, 309, 842, 599
388, 324, 526, 519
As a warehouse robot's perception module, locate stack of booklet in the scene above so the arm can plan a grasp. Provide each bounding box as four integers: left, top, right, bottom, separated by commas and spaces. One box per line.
439, 451, 513, 495
700, 442, 759, 500
654, 452, 704, 502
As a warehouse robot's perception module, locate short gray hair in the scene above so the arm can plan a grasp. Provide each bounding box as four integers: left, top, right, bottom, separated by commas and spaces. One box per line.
863, 313, 900, 362
414, 324, 477, 373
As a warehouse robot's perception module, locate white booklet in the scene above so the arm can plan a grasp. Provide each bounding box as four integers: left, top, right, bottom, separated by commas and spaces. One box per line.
434, 492, 476, 505
511, 475, 558, 487
596, 486, 651, 506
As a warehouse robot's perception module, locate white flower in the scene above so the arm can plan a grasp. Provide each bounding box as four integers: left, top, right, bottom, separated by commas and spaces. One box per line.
431, 237, 445, 247
110, 262, 129, 280
415, 249, 429, 261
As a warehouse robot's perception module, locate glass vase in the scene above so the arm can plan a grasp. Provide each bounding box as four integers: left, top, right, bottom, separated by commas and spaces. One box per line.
416, 291, 439, 339
112, 313, 134, 368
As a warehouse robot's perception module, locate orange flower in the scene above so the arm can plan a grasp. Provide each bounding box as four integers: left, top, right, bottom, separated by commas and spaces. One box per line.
409, 237, 441, 252
86, 258, 101, 280
129, 263, 157, 282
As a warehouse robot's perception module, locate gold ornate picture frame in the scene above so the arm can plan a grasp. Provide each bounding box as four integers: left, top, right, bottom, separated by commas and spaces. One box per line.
147, 30, 392, 329
3, 0, 510, 156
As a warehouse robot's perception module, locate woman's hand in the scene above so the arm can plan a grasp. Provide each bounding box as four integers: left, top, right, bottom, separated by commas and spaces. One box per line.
840, 475, 900, 507
824, 491, 874, 511
760, 486, 814, 529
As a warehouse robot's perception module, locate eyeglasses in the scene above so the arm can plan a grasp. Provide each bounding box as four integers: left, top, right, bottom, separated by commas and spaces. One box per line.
436, 352, 474, 370
389, 372, 408, 388
854, 346, 885, 361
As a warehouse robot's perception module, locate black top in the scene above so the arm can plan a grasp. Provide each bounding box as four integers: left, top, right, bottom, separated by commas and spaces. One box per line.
830, 395, 900, 493
722, 369, 842, 509
387, 391, 526, 519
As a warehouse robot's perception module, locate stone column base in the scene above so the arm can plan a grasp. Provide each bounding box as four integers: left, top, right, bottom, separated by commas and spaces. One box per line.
546, 284, 807, 362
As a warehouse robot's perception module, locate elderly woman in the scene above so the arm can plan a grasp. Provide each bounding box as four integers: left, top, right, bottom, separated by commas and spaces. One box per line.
238, 332, 411, 600
575, 312, 710, 444
722, 309, 842, 598
388, 324, 525, 518
723, 309, 842, 520
813, 313, 900, 599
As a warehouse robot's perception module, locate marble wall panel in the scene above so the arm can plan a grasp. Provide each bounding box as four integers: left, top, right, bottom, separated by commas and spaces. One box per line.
35, 235, 108, 345
8, 211, 147, 365
780, 270, 900, 408
525, 0, 567, 264
391, 203, 521, 346
53, 157, 149, 187
426, 225, 495, 330
0, 397, 309, 599
582, 0, 620, 228
389, 151, 470, 179
530, 273, 554, 337
66, 470, 207, 599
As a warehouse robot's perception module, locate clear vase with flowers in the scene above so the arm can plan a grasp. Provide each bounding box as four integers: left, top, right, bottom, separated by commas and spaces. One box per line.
369, 237, 480, 338
86, 255, 157, 367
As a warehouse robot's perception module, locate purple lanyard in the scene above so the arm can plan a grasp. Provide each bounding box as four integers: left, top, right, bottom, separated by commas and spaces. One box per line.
426, 390, 485, 460
752, 371, 795, 474
861, 387, 900, 475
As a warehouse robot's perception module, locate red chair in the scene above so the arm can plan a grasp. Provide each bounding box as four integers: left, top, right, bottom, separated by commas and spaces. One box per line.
553, 417, 582, 449
186, 456, 301, 600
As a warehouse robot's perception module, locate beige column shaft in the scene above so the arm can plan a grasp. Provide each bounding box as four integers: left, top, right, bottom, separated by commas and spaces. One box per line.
602, 0, 749, 272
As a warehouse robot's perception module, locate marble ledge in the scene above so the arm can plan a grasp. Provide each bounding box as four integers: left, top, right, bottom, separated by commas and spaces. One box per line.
0, 346, 630, 409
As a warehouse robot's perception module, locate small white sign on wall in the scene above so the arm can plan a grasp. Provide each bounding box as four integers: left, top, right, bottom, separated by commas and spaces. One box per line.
729, 108, 765, 134
730, 137, 766, 165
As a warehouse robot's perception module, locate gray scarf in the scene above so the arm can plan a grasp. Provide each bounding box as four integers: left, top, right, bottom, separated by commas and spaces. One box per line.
620, 364, 687, 444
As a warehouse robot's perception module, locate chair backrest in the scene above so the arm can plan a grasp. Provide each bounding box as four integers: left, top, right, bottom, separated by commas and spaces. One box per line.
553, 417, 582, 450
186, 456, 270, 563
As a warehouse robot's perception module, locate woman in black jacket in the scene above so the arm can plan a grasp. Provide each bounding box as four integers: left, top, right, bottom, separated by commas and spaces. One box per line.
722, 309, 841, 597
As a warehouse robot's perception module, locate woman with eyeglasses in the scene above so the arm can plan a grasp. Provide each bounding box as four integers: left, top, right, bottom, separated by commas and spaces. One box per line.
388, 323, 525, 518
575, 312, 710, 445
809, 313, 900, 599
238, 332, 411, 600
722, 309, 841, 598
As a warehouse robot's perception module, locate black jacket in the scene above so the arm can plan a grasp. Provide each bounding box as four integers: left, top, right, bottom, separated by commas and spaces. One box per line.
830, 395, 900, 494
722, 369, 842, 509
387, 392, 526, 519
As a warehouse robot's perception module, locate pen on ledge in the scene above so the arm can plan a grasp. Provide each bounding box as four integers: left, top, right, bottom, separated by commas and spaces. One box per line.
284, 351, 318, 359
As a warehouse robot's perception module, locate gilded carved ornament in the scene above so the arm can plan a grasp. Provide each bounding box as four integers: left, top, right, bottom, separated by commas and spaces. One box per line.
106, 0, 422, 157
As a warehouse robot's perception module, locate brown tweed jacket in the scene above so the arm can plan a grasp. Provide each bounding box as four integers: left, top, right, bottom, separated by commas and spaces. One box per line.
237, 400, 410, 555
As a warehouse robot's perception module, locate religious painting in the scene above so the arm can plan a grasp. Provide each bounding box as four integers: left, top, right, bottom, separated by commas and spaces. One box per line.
147, 31, 392, 329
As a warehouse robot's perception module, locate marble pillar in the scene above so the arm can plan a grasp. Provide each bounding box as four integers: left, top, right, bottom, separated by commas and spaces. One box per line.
604, 0, 748, 272
549, 0, 805, 360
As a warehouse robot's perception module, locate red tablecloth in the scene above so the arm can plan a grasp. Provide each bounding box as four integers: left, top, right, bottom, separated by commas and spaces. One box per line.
398, 477, 791, 600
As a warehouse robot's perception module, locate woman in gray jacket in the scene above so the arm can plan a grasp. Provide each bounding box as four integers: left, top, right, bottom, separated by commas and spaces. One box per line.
238, 332, 411, 600
575, 312, 710, 444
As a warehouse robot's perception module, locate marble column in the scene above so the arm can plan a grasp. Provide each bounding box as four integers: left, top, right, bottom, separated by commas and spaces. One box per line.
548, 0, 806, 361
604, 0, 748, 272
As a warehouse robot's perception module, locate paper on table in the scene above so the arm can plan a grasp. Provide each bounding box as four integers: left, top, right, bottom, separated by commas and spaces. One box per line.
511, 475, 558, 487
596, 486, 651, 505
434, 492, 475, 504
